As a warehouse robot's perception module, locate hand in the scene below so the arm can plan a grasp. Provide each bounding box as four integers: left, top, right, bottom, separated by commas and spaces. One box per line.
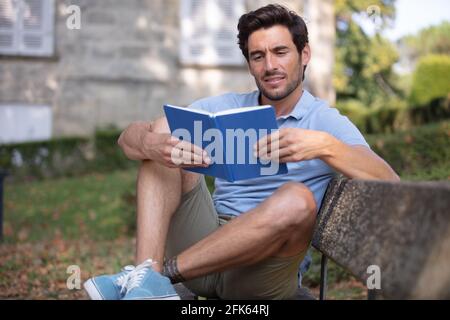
254, 128, 333, 163
141, 131, 211, 168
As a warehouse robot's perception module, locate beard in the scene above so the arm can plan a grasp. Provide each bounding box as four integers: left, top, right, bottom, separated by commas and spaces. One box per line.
256, 68, 303, 101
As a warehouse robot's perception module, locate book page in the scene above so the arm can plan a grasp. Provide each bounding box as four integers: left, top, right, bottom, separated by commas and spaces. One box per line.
165, 104, 272, 117
165, 104, 213, 116
215, 105, 272, 116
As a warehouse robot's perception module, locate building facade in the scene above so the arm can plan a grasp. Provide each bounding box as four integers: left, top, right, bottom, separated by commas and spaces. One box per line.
0, 0, 335, 143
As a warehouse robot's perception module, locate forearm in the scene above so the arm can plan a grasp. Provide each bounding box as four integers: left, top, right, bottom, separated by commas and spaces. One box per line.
117, 121, 152, 160
320, 134, 400, 181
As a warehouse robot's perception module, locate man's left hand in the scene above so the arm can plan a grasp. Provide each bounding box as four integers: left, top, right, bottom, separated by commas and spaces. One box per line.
254, 128, 333, 163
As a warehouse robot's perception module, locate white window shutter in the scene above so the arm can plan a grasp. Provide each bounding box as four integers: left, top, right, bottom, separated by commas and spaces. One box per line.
0, 0, 19, 55
18, 0, 54, 56
180, 0, 245, 66
214, 0, 243, 64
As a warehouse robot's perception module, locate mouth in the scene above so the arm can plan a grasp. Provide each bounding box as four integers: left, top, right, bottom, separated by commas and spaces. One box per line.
263, 75, 286, 86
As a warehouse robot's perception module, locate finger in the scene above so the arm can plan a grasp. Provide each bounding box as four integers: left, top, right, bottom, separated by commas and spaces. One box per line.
254, 131, 280, 154
257, 143, 277, 159
257, 135, 285, 159
278, 154, 303, 163
260, 147, 292, 162
171, 147, 210, 166
172, 139, 207, 158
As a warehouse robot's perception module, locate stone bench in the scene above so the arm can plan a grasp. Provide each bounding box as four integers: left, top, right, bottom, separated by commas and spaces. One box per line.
175, 176, 450, 300
314, 177, 450, 299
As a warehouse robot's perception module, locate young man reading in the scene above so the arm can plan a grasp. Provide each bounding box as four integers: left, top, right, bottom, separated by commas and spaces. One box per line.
84, 4, 399, 300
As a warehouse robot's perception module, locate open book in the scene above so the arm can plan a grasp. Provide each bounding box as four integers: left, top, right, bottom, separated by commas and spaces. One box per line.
163, 104, 288, 182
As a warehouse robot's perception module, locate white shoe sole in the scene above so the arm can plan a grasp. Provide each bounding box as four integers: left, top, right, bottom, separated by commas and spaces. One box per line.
83, 279, 105, 300
125, 295, 181, 300
84, 278, 181, 300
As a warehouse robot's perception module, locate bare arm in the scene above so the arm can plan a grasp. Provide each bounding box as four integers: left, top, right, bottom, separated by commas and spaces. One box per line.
118, 117, 210, 167
320, 137, 400, 181
117, 121, 154, 161
256, 128, 400, 181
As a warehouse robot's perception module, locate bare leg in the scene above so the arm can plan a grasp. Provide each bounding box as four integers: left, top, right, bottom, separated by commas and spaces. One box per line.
177, 182, 317, 280
135, 119, 200, 272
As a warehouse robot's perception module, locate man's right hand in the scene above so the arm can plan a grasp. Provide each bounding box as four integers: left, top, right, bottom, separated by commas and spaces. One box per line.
141, 131, 211, 168
118, 119, 211, 168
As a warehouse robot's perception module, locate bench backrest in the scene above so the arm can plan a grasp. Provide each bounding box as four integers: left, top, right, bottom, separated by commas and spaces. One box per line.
313, 177, 450, 299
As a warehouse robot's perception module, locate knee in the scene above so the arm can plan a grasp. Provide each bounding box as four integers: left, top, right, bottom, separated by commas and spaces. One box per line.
269, 182, 317, 230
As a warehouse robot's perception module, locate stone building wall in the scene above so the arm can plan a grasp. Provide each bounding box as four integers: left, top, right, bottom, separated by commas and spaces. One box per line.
0, 0, 334, 138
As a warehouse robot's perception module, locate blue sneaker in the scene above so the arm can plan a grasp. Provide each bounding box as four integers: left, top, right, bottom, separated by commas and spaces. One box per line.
121, 259, 180, 300
84, 265, 135, 300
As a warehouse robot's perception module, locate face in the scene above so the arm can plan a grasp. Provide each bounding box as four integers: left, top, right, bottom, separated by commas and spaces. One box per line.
247, 25, 310, 102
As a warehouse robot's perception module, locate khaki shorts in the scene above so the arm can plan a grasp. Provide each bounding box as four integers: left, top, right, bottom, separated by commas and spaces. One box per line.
165, 177, 307, 300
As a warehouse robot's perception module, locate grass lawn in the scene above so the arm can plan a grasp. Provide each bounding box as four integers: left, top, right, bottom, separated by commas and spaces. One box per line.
1, 170, 139, 299
1, 160, 448, 299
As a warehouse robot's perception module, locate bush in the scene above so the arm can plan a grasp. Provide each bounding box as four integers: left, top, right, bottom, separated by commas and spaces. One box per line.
410, 54, 450, 107
407, 96, 450, 126
336, 99, 369, 132
337, 96, 450, 134
0, 137, 90, 179
90, 129, 135, 172
0, 130, 137, 181
365, 98, 409, 134
367, 120, 450, 178
336, 98, 409, 134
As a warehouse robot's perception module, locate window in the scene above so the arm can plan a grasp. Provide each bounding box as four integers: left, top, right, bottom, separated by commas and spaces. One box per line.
0, 0, 54, 57
180, 0, 245, 66
0, 104, 52, 144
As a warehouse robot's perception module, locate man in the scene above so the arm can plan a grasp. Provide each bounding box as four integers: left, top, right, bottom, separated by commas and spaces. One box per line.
84, 4, 399, 300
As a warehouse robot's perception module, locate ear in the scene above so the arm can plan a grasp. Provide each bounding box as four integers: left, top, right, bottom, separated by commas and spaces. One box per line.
301, 43, 311, 66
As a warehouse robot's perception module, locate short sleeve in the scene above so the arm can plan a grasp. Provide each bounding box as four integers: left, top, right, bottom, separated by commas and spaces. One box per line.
188, 98, 209, 112
315, 106, 370, 148
187, 94, 233, 113
187, 92, 255, 114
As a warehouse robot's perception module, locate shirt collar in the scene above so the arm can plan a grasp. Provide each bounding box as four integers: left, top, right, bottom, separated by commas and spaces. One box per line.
278, 90, 315, 120
255, 90, 315, 121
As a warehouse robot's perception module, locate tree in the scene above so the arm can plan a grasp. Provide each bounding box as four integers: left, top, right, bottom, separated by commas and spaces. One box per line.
401, 22, 450, 60
410, 55, 450, 106
334, 0, 399, 107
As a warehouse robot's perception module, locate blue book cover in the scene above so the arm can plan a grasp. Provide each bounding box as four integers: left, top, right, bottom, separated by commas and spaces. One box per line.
163, 104, 288, 182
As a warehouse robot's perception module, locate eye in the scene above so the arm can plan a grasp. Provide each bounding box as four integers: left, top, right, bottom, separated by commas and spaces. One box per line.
252, 55, 262, 61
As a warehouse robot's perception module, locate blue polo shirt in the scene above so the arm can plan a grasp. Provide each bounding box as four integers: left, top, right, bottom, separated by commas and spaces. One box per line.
189, 90, 370, 216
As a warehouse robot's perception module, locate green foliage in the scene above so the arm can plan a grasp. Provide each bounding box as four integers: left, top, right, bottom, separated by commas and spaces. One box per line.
0, 130, 137, 180
334, 0, 400, 108
402, 22, 450, 59
0, 137, 89, 179
337, 96, 450, 134
93, 129, 135, 172
409, 54, 450, 107
335, 0, 396, 24
367, 120, 450, 178
337, 97, 405, 133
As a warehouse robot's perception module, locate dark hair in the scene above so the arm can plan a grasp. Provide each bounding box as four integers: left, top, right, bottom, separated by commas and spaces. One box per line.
237, 4, 309, 77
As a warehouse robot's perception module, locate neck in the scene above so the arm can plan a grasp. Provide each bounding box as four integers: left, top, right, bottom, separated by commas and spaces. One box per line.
260, 84, 304, 118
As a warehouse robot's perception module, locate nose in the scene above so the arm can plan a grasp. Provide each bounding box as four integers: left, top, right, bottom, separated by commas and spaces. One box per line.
264, 53, 278, 71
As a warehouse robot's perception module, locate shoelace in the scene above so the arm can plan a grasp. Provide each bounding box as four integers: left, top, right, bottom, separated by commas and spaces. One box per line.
116, 259, 156, 295
114, 265, 135, 294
